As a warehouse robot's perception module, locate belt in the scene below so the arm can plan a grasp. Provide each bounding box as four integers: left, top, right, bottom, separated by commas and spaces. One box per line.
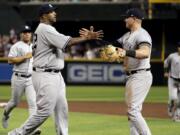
33, 67, 61, 73
126, 68, 150, 76
170, 76, 180, 82
15, 73, 31, 78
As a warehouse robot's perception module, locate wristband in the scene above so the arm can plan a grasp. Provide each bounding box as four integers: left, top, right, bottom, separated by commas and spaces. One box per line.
126, 50, 136, 57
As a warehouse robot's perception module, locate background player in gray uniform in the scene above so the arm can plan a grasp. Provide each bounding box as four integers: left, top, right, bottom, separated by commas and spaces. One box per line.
164, 42, 180, 121
2, 25, 38, 132
8, 4, 103, 135
115, 8, 152, 135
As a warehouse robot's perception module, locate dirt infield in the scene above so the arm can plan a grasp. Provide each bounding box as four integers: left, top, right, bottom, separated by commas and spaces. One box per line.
1, 101, 168, 119
69, 101, 169, 118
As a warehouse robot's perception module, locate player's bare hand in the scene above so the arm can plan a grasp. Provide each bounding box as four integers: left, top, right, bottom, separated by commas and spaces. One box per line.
116, 48, 126, 58
79, 26, 104, 40
24, 52, 32, 59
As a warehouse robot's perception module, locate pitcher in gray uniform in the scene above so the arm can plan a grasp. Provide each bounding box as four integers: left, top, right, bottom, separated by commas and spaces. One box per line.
2, 25, 38, 133
116, 8, 152, 135
8, 4, 103, 135
164, 42, 180, 121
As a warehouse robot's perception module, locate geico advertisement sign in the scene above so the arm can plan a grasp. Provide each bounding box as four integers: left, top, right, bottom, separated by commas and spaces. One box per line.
67, 63, 126, 83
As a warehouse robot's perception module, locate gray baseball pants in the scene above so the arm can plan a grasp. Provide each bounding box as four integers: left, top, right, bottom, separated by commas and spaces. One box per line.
4, 73, 36, 117
9, 71, 68, 135
168, 77, 180, 117
168, 77, 180, 102
125, 71, 152, 135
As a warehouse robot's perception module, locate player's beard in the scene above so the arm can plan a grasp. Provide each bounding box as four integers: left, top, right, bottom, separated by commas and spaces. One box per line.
126, 23, 132, 29
49, 17, 56, 24
50, 14, 56, 23
125, 21, 133, 29
125, 23, 129, 29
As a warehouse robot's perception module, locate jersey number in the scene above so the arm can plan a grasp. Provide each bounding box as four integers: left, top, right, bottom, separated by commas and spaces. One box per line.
32, 33, 37, 55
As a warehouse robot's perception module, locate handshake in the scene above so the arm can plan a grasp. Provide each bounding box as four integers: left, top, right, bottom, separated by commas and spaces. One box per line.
79, 26, 126, 62
99, 45, 126, 62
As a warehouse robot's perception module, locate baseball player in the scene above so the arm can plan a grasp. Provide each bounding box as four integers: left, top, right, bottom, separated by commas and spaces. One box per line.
164, 42, 180, 121
116, 8, 152, 135
2, 25, 40, 134
117, 8, 152, 135
92, 8, 152, 135
8, 4, 103, 135
93, 8, 152, 135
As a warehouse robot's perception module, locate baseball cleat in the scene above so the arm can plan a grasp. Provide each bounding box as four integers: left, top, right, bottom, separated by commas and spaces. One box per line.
172, 108, 180, 122
2, 111, 10, 128
168, 108, 173, 117
7, 129, 19, 135
167, 102, 174, 117
173, 119, 180, 122
7, 131, 14, 135
7, 130, 17, 135
0, 102, 7, 108
31, 129, 41, 135
172, 115, 180, 122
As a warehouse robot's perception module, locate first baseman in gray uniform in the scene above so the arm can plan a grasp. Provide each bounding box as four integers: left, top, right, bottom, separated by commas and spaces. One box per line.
115, 8, 152, 135
8, 4, 103, 135
164, 43, 180, 121
2, 25, 38, 132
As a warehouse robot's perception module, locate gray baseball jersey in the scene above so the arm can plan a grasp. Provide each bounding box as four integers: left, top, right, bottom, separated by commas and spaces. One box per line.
117, 28, 152, 135
2, 41, 36, 129
9, 23, 71, 135
117, 27, 152, 71
164, 52, 180, 78
8, 41, 33, 74
33, 23, 71, 69
164, 53, 180, 119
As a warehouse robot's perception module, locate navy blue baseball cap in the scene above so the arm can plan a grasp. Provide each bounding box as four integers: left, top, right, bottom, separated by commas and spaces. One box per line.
38, 4, 56, 17
20, 25, 32, 33
122, 8, 144, 20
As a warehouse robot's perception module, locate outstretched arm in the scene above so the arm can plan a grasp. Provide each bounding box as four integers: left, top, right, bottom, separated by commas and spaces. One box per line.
67, 26, 104, 47
79, 26, 123, 48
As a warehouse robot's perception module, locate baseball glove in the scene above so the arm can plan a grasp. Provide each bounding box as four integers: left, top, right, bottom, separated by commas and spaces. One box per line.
99, 45, 122, 62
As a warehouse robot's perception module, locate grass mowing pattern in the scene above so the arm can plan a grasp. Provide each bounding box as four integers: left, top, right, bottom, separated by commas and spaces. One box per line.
0, 85, 168, 103
0, 108, 180, 135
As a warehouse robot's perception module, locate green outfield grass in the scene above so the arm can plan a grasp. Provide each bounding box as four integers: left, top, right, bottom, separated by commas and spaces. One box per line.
0, 85, 178, 135
0, 85, 168, 103
0, 108, 180, 135
66, 86, 168, 103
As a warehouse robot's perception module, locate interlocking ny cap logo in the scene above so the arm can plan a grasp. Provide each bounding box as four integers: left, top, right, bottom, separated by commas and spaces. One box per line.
25, 26, 29, 29
49, 4, 53, 8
